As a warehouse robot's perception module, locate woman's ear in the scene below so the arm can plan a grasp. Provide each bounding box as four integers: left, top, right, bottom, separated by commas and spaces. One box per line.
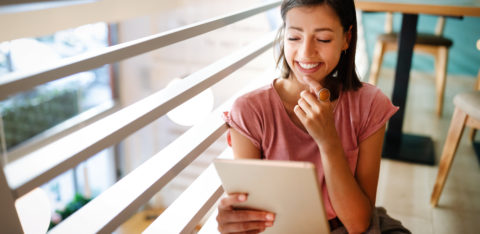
342, 25, 353, 51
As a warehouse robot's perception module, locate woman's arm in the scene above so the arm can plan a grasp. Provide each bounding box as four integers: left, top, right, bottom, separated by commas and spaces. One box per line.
229, 128, 262, 159
320, 125, 384, 233
216, 128, 275, 234
294, 78, 384, 233
355, 125, 384, 210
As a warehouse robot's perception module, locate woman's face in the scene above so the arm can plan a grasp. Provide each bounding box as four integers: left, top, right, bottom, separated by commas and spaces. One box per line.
284, 4, 350, 85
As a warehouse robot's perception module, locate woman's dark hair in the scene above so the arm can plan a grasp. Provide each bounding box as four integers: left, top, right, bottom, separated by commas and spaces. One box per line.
275, 0, 362, 100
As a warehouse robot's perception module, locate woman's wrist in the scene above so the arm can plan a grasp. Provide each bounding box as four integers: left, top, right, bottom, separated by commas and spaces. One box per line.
317, 139, 344, 159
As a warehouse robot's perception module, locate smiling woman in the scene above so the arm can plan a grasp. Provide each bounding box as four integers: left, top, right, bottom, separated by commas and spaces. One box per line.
217, 1, 410, 233
275, 0, 361, 102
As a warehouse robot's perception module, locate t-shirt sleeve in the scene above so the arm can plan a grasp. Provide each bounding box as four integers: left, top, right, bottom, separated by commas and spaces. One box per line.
223, 95, 263, 149
358, 89, 399, 143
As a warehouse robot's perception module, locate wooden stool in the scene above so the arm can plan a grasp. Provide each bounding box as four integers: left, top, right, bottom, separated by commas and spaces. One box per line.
430, 91, 480, 207
368, 13, 453, 117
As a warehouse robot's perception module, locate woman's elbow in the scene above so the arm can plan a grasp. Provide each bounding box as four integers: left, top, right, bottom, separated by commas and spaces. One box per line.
347, 221, 371, 234
344, 211, 373, 234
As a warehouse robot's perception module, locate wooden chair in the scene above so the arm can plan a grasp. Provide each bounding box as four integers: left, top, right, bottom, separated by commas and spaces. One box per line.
368, 12, 453, 117
430, 90, 480, 207
431, 38, 480, 206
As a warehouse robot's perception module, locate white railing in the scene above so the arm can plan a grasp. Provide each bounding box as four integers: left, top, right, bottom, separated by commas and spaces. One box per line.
0, 0, 281, 233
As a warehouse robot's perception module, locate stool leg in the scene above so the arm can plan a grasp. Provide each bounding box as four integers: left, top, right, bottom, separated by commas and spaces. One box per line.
431, 107, 468, 207
476, 68, 480, 90
435, 47, 448, 117
368, 41, 386, 85
467, 69, 480, 141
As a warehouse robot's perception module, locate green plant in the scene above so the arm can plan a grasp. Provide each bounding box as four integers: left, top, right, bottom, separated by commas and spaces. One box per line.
48, 193, 92, 230
0, 89, 78, 149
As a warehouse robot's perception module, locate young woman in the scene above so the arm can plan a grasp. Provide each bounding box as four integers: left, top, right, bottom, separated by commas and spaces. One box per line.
217, 0, 409, 233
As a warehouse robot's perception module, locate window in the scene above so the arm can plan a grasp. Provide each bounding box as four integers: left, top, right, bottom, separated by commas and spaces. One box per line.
0, 22, 114, 154
0, 22, 118, 230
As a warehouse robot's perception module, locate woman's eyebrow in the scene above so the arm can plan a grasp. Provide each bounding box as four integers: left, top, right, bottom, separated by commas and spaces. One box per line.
287, 26, 333, 32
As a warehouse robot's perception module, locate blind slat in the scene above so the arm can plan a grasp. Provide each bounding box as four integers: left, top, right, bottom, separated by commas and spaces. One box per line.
49, 108, 228, 234
0, 0, 281, 100
143, 151, 230, 234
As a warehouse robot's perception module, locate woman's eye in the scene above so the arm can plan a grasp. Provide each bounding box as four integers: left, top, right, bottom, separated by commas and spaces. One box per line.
317, 39, 331, 43
287, 37, 299, 41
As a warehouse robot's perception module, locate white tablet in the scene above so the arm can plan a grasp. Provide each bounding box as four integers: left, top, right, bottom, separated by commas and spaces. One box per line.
213, 158, 330, 234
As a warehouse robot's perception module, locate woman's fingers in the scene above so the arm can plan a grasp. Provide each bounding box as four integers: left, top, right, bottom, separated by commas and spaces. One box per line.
218, 209, 275, 223
294, 104, 306, 119
219, 220, 272, 233
298, 91, 327, 113
302, 76, 331, 102
217, 210, 274, 234
295, 91, 334, 142
302, 76, 322, 93
218, 193, 248, 210
297, 97, 313, 117
217, 193, 276, 233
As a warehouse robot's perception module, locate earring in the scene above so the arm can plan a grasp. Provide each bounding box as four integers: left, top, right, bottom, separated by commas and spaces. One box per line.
332, 70, 338, 78
343, 50, 347, 56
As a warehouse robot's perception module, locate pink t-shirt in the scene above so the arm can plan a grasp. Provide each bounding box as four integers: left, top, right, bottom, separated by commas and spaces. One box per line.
224, 79, 398, 220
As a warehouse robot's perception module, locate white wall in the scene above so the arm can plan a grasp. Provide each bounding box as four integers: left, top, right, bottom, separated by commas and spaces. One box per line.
117, 0, 277, 208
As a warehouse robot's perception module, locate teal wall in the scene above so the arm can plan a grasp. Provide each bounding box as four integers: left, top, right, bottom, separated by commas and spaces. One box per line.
361, 12, 480, 77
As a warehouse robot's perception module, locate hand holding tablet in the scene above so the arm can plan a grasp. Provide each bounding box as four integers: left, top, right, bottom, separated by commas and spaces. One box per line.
214, 159, 331, 234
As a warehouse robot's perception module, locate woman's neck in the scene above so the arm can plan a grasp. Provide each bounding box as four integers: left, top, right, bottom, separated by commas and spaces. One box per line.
275, 77, 306, 108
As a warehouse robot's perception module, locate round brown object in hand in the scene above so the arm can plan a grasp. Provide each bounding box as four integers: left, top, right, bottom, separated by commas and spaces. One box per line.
317, 88, 330, 101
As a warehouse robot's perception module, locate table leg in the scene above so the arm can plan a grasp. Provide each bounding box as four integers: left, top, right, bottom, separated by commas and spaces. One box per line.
382, 14, 435, 165
473, 142, 480, 164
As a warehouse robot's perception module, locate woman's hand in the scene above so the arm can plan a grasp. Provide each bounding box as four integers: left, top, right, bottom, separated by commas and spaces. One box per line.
293, 76, 339, 147
217, 193, 275, 234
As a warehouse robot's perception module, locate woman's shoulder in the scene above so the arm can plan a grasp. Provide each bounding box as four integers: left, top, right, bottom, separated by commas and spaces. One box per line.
227, 82, 276, 133
234, 82, 276, 108
342, 83, 398, 142
343, 82, 388, 104
341, 82, 396, 115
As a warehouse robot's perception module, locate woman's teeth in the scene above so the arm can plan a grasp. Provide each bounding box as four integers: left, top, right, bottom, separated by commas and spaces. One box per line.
299, 62, 319, 69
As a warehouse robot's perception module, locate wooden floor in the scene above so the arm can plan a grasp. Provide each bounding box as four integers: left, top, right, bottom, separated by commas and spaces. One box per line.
116, 68, 480, 233
374, 69, 480, 234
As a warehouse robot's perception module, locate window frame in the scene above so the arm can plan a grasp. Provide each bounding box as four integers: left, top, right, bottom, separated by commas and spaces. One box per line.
0, 22, 120, 164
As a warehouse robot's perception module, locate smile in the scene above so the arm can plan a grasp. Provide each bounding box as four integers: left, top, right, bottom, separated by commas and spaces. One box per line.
298, 62, 319, 69
296, 61, 322, 74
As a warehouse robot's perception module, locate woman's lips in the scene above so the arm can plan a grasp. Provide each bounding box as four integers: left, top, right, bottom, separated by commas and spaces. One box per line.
296, 61, 321, 74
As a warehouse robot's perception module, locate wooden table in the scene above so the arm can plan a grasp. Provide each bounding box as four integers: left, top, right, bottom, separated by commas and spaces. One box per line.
356, 0, 480, 165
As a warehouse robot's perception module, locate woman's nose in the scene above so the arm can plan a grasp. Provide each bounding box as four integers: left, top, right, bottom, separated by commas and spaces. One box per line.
299, 39, 316, 57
